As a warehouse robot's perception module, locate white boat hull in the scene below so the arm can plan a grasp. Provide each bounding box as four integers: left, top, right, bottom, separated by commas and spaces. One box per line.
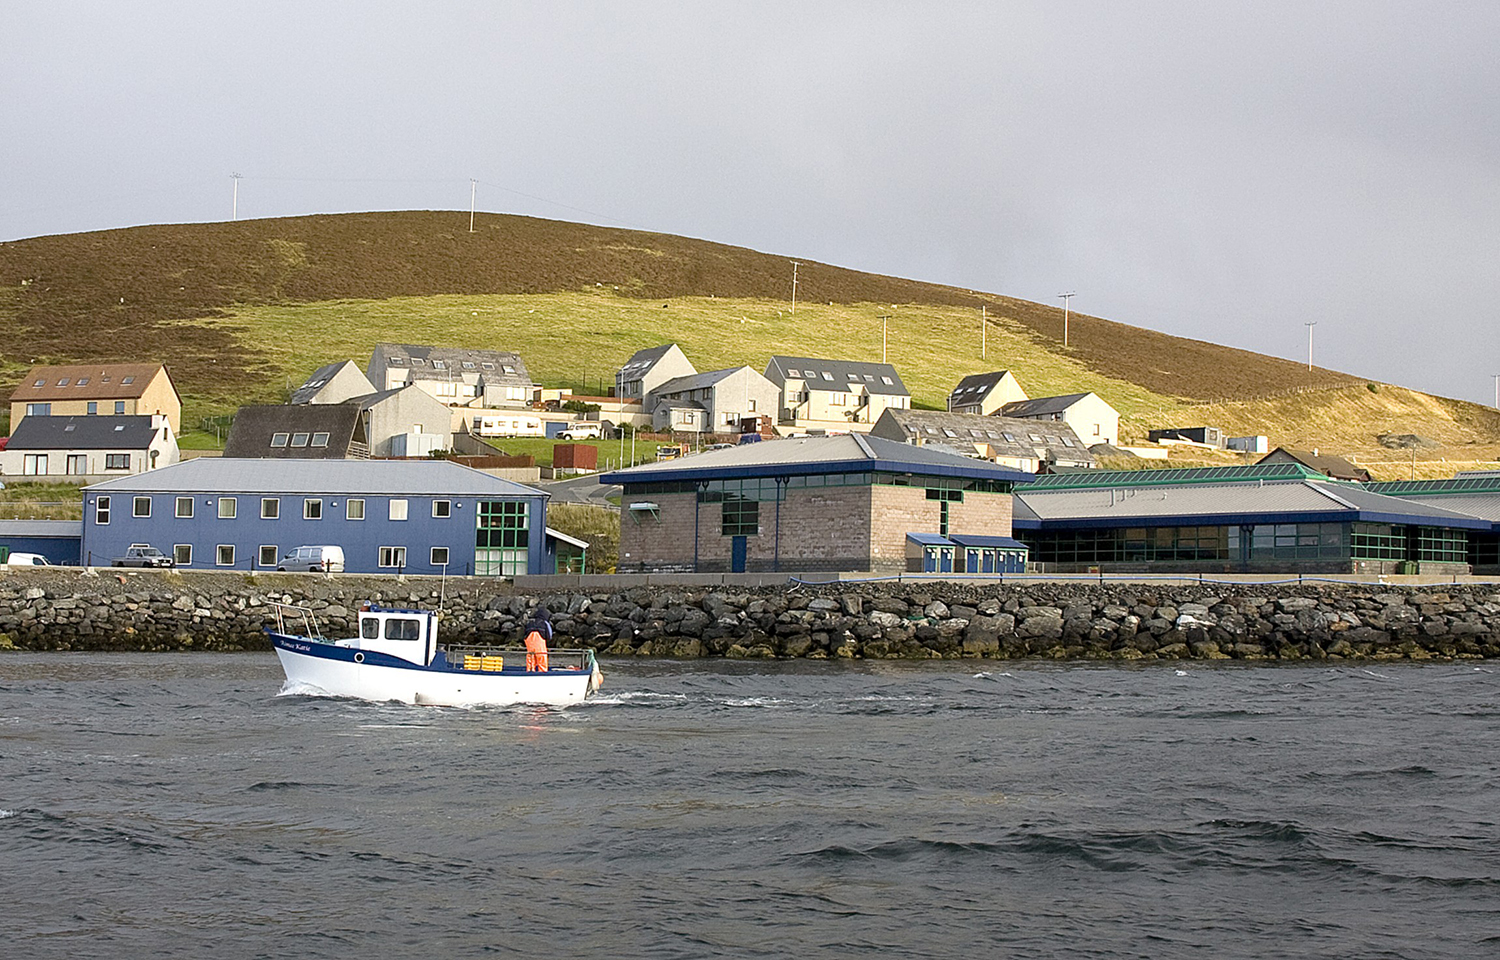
272, 635, 596, 708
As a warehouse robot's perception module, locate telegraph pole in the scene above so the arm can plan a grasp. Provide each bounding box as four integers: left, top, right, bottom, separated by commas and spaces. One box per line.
231, 173, 243, 221
981, 305, 987, 359
1305, 321, 1317, 371
790, 261, 801, 315
1058, 292, 1075, 347
1493, 373, 1499, 408
878, 314, 890, 364
469, 179, 477, 233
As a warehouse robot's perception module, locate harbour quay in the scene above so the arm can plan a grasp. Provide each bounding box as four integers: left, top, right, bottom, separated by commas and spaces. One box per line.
1, 570, 1498, 661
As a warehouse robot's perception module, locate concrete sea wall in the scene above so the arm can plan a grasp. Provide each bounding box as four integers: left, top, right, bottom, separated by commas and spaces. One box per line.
2, 570, 1499, 661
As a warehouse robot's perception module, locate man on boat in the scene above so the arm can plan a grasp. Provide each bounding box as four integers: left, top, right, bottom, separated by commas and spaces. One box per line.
523, 607, 552, 671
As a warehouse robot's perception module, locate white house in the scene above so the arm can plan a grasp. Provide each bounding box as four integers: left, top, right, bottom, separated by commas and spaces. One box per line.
616, 344, 697, 402
947, 370, 1029, 416
648, 367, 780, 435
1, 415, 179, 480
1000, 392, 1120, 447
763, 356, 911, 431
368, 343, 535, 408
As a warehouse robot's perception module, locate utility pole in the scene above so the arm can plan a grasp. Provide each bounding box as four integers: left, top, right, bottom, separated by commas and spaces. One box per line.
231, 173, 243, 221
878, 314, 891, 364
1058, 292, 1075, 347
981, 305, 987, 359
469, 179, 477, 233
1493, 373, 1499, 408
790, 261, 801, 315
1305, 321, 1317, 371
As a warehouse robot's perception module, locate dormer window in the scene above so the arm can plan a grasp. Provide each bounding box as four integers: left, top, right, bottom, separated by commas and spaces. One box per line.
822, 372, 834, 381
411, 358, 426, 366
462, 361, 475, 369
881, 376, 893, 385
502, 365, 516, 374
482, 362, 495, 370
432, 360, 446, 370
787, 369, 799, 377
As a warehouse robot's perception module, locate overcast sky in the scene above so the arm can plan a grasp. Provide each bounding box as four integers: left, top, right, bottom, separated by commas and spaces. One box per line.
5, 1, 1498, 404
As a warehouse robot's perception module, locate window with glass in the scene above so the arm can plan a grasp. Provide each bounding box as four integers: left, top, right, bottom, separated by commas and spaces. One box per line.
311, 432, 330, 447
133, 496, 151, 518
23, 454, 47, 475
262, 498, 279, 519
1416, 526, 1467, 563
114, 401, 126, 414
347, 498, 365, 520
66, 454, 87, 475
291, 433, 310, 447
26, 403, 51, 416
389, 499, 408, 521
105, 453, 129, 470
1350, 522, 1405, 561
175, 497, 193, 518
270, 433, 289, 447
218, 497, 236, 519
431, 546, 450, 566
379, 546, 408, 568
87, 401, 97, 415
259, 545, 279, 567
216, 544, 235, 566
432, 500, 451, 518
304, 499, 322, 520
475, 500, 530, 575
174, 544, 192, 566
722, 496, 759, 536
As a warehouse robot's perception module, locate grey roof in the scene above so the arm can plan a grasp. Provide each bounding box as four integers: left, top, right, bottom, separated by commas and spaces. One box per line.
600, 433, 1034, 485
947, 370, 1015, 406
289, 360, 373, 404
83, 458, 549, 498
1381, 493, 1500, 523
655, 399, 706, 411
0, 519, 83, 538
6, 415, 164, 451
618, 343, 683, 380
653, 367, 748, 396
1016, 479, 1490, 529
1455, 470, 1500, 479
870, 409, 1094, 465
764, 356, 909, 396
1000, 393, 1096, 418
222, 405, 362, 459
369, 343, 532, 387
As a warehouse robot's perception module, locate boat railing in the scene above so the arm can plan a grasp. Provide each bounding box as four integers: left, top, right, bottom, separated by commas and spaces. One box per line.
444, 643, 595, 672
269, 602, 324, 640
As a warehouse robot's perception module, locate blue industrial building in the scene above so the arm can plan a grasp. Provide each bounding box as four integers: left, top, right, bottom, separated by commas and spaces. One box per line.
80, 459, 558, 576
0, 520, 83, 565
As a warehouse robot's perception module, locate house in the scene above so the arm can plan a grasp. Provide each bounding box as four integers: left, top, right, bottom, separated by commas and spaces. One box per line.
763, 356, 911, 430
1148, 426, 1226, 448
1013, 462, 1488, 575
367, 343, 534, 408
223, 405, 369, 459
1258, 447, 1373, 483
0, 415, 178, 480
869, 409, 1095, 472
999, 392, 1120, 447
946, 370, 1029, 416
599, 434, 1033, 575
290, 361, 377, 405
9, 363, 182, 434
80, 458, 557, 575
648, 367, 780, 435
615, 344, 697, 402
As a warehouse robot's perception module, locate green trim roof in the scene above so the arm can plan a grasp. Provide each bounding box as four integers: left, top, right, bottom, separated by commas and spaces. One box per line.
1366, 476, 1500, 496
1025, 462, 1328, 491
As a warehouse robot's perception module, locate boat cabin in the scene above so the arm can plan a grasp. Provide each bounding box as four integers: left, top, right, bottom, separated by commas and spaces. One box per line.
339, 605, 440, 666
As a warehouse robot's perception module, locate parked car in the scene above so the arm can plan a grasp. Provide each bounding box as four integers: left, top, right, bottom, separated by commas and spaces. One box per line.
557, 424, 601, 440
112, 545, 174, 568
4, 552, 52, 566
276, 545, 346, 573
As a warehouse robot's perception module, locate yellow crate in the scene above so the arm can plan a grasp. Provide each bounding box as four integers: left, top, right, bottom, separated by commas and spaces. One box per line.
463, 655, 483, 671
481, 655, 505, 672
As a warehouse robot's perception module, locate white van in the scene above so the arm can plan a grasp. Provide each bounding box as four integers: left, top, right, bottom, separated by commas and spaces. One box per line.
4, 552, 52, 567
276, 545, 346, 573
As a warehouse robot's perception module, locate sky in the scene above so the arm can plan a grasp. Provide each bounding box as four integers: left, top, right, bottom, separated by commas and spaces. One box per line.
4, 1, 1498, 404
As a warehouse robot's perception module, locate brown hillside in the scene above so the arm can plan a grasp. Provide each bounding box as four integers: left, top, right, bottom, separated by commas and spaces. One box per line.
0, 211, 1356, 400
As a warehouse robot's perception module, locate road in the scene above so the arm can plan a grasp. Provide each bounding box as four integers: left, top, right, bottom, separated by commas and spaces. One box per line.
539, 472, 620, 508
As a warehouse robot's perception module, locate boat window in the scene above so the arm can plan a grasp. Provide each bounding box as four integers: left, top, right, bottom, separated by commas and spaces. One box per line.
384, 618, 422, 641
361, 617, 380, 639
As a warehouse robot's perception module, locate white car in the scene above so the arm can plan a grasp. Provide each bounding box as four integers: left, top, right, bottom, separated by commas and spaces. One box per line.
557, 425, 602, 440
5, 552, 52, 566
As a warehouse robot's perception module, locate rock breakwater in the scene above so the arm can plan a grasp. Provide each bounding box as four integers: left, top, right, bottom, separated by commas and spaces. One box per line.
1, 570, 1498, 661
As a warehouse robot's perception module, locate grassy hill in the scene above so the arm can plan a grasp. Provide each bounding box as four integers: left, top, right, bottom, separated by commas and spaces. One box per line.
2, 210, 1497, 478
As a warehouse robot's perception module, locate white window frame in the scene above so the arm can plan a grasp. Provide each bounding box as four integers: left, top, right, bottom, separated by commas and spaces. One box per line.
176, 496, 194, 519
432, 499, 451, 518
261, 497, 279, 519
258, 544, 279, 567
431, 546, 450, 566
218, 497, 236, 519
379, 546, 408, 568
133, 496, 151, 518
304, 498, 323, 520
174, 544, 192, 566
95, 496, 111, 525
346, 498, 365, 520
389, 499, 408, 521
216, 544, 235, 567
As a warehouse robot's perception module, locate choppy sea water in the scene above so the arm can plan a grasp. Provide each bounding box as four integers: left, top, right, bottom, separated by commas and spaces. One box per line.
1, 653, 1497, 959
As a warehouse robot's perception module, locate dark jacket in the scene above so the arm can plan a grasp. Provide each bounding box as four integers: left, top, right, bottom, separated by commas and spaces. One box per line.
524, 609, 553, 642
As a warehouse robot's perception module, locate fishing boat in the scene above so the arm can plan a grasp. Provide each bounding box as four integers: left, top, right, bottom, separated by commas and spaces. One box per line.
267, 603, 603, 707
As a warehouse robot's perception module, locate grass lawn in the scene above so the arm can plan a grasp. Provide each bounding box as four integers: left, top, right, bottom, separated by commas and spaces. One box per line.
0, 480, 84, 520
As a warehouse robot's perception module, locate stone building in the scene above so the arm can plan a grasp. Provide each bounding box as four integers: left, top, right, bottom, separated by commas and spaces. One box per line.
600, 434, 1032, 574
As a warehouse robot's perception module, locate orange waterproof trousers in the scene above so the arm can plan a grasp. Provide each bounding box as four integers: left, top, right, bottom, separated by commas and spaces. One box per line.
524, 631, 549, 672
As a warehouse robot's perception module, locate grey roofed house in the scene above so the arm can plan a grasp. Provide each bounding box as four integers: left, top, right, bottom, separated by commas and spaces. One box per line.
222, 404, 366, 459
290, 360, 376, 405
1257, 447, 1373, 483
5, 415, 166, 450
367, 343, 533, 404
764, 356, 910, 396
947, 370, 1028, 415
84, 456, 546, 497
999, 393, 1093, 419
616, 343, 697, 400
869, 408, 1095, 468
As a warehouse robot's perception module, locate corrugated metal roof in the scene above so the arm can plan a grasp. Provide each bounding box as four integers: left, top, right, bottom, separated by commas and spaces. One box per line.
7, 415, 163, 451
0, 519, 83, 538
1027, 462, 1324, 489
82, 458, 548, 498
1368, 476, 1500, 496
949, 534, 1029, 550
1378, 493, 1500, 523
1017, 479, 1491, 529
600, 434, 1034, 485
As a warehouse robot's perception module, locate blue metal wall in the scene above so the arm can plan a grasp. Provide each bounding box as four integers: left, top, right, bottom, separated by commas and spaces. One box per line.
79, 490, 549, 575
0, 535, 82, 565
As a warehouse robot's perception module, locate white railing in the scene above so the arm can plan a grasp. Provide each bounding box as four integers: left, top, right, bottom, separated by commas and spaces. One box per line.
268, 602, 323, 639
